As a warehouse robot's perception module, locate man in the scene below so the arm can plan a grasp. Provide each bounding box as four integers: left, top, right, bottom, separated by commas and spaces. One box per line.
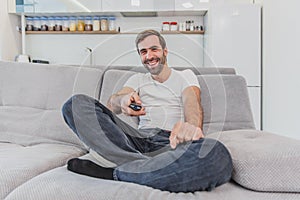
62, 29, 232, 193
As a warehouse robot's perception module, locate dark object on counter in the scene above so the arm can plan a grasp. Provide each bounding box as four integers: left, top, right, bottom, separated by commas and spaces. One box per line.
41, 25, 48, 31
26, 25, 33, 31
32, 60, 49, 64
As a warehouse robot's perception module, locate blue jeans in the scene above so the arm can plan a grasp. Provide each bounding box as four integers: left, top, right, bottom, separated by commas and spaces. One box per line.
62, 94, 233, 192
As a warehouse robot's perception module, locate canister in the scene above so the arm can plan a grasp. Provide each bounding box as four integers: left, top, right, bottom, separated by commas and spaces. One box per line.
100, 17, 108, 31
69, 16, 77, 31
108, 16, 116, 31
77, 16, 85, 31
162, 22, 170, 31
93, 16, 100, 31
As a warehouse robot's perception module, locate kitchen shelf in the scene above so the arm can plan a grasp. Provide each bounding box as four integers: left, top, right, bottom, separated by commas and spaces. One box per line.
25, 30, 204, 35
161, 30, 204, 34
25, 30, 120, 34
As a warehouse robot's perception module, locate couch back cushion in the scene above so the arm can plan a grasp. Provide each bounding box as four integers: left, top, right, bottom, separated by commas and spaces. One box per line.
198, 75, 255, 133
100, 69, 255, 133
0, 61, 104, 147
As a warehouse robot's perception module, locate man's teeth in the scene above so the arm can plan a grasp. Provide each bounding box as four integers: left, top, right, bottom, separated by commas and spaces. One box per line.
147, 59, 158, 65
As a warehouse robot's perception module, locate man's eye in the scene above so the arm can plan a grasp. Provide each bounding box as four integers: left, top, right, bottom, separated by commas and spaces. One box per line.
140, 51, 147, 55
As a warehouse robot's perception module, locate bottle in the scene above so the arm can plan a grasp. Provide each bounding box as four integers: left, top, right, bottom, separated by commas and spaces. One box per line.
92, 16, 100, 31
85, 16, 93, 31
186, 20, 190, 31
162, 22, 170, 31
100, 17, 108, 31
62, 16, 69, 31
108, 17, 116, 31
179, 22, 186, 31
40, 17, 48, 31
77, 16, 85, 31
54, 17, 62, 31
69, 16, 77, 31
170, 22, 178, 31
25, 17, 34, 31
190, 20, 195, 31
47, 17, 55, 31
33, 17, 40, 31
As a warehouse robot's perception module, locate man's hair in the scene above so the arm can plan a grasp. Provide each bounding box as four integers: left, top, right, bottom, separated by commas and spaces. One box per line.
135, 29, 166, 53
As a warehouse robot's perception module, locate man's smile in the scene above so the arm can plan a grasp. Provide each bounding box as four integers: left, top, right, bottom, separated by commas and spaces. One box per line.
145, 57, 160, 67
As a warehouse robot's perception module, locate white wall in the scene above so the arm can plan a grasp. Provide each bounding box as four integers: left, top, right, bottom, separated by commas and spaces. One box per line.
0, 0, 21, 61
263, 0, 300, 139
25, 15, 204, 67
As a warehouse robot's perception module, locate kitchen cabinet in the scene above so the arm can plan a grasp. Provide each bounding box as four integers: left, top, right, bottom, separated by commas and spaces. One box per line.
10, 0, 102, 13
102, 0, 174, 12
175, 0, 209, 11
9, 0, 208, 15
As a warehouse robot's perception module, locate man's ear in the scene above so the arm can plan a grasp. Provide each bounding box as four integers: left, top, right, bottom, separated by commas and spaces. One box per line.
163, 48, 168, 56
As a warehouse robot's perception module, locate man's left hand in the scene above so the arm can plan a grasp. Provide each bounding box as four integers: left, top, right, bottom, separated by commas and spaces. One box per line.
169, 121, 204, 149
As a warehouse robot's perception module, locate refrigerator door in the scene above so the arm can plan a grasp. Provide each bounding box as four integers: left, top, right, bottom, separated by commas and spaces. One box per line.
204, 4, 261, 129
204, 4, 261, 87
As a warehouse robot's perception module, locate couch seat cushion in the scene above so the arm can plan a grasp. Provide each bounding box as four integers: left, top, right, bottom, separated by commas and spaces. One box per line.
5, 164, 300, 200
208, 130, 300, 192
0, 143, 85, 199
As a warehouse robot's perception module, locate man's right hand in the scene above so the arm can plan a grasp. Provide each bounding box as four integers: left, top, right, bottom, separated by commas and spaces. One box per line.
120, 92, 146, 116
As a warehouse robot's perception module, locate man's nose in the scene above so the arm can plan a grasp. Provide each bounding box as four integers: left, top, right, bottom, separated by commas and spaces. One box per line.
146, 51, 154, 60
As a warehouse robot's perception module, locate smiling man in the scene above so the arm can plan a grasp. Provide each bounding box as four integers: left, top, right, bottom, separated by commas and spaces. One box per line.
62, 29, 233, 192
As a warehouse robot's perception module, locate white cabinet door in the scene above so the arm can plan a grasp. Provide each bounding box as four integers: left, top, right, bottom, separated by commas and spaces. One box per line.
102, 0, 154, 12
153, 0, 174, 11
175, 0, 209, 11
34, 0, 101, 13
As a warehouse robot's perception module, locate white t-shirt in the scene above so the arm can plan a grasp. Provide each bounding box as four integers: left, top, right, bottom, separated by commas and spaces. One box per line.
124, 69, 200, 131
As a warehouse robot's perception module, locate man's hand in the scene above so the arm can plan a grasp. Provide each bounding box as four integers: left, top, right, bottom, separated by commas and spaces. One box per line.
120, 92, 146, 116
169, 121, 204, 149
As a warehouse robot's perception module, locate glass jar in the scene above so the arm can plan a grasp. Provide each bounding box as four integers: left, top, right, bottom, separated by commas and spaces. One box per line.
162, 22, 170, 31
40, 17, 48, 31
69, 16, 77, 31
25, 17, 34, 31
62, 16, 69, 31
54, 17, 62, 31
84, 16, 93, 31
33, 17, 40, 31
77, 16, 85, 31
47, 17, 55, 31
92, 16, 100, 31
186, 20, 191, 31
190, 20, 195, 31
170, 22, 178, 31
108, 16, 116, 31
100, 17, 108, 31
179, 22, 186, 31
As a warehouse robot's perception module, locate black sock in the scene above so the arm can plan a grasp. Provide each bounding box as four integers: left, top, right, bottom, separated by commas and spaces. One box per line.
67, 158, 114, 180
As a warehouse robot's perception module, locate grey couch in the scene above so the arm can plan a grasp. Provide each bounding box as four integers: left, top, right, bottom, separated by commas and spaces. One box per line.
0, 60, 299, 200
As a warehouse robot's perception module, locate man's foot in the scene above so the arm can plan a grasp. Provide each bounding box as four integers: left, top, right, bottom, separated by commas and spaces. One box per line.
67, 158, 113, 180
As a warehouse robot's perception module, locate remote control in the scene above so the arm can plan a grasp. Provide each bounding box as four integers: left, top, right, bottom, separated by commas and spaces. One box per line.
129, 103, 142, 111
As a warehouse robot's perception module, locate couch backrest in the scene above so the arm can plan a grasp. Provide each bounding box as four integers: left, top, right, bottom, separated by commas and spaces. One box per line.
101, 65, 236, 75
197, 75, 255, 133
0, 61, 104, 147
100, 68, 255, 134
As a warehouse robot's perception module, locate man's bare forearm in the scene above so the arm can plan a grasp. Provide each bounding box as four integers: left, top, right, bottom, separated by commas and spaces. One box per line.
182, 86, 203, 129
185, 101, 203, 129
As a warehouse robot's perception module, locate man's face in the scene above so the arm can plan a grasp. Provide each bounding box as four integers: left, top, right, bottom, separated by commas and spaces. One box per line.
137, 35, 168, 75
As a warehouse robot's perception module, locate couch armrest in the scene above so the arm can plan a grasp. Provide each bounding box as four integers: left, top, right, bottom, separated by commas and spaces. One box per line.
208, 130, 300, 192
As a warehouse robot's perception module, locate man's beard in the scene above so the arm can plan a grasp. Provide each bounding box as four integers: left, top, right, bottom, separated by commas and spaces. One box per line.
143, 55, 166, 75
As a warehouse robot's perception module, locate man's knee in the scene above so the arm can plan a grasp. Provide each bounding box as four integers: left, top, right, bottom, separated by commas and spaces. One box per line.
62, 94, 92, 118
